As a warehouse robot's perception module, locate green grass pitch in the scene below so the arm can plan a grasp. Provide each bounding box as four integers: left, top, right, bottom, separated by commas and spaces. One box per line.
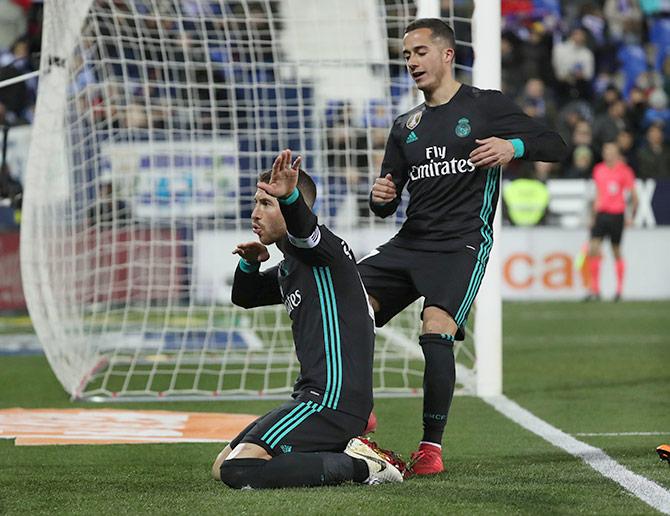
0, 301, 668, 514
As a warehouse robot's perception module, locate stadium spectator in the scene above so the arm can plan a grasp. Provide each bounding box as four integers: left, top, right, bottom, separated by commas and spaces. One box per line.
87, 181, 130, 228
0, 36, 35, 124
604, 0, 643, 43
636, 122, 670, 178
556, 100, 594, 147
503, 162, 553, 226
0, 1, 27, 51
519, 21, 555, 87
501, 32, 525, 96
517, 78, 557, 127
616, 129, 638, 170
642, 88, 670, 134
586, 142, 638, 301
627, 85, 650, 134
594, 84, 622, 116
593, 99, 628, 148
564, 144, 594, 179
0, 162, 22, 213
552, 27, 595, 102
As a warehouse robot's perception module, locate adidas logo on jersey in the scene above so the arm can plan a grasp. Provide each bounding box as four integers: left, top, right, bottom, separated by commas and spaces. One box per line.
406, 131, 418, 144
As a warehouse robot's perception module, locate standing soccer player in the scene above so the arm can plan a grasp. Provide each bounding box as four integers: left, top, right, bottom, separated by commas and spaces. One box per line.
586, 141, 638, 301
211, 150, 404, 489
358, 19, 568, 475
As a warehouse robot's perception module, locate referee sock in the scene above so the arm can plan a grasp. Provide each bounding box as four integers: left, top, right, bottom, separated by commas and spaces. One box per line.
615, 258, 625, 295
419, 333, 455, 446
219, 453, 368, 489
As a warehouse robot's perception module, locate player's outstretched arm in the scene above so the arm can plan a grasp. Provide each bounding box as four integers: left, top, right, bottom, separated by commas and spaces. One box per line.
231, 241, 282, 308
479, 90, 568, 164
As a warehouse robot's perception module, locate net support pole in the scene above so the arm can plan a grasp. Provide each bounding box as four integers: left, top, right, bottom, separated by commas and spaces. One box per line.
472, 0, 502, 397
416, 0, 440, 18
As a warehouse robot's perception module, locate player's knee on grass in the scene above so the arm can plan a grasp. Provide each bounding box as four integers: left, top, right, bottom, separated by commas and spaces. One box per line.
219, 458, 265, 489
422, 306, 458, 336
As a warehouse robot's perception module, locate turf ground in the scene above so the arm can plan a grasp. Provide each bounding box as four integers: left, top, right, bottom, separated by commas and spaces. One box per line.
0, 301, 668, 514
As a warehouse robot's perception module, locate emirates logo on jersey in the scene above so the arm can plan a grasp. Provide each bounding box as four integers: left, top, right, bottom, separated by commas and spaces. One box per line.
406, 111, 422, 130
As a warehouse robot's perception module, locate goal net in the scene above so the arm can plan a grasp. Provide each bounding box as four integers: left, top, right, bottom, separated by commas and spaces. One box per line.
22, 0, 499, 401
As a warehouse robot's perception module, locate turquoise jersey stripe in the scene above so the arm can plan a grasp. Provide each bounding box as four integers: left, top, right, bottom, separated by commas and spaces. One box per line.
324, 267, 342, 409
260, 402, 309, 445
267, 401, 318, 448
312, 267, 333, 408
318, 267, 338, 409
455, 167, 499, 325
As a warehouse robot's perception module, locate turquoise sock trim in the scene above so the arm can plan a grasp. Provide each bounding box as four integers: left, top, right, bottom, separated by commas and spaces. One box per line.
278, 188, 299, 205
508, 138, 525, 159
239, 258, 260, 273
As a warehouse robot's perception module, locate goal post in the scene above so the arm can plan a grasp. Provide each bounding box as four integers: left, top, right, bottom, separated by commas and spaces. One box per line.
22, 0, 501, 401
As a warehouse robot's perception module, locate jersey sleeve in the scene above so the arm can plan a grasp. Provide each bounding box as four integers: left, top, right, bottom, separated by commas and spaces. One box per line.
623, 165, 636, 189
483, 91, 568, 163
231, 263, 282, 308
369, 121, 409, 218
279, 189, 353, 266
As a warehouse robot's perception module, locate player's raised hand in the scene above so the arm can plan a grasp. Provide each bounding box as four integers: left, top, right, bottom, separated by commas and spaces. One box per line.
258, 149, 302, 199
233, 241, 270, 263
371, 174, 397, 204
469, 137, 515, 168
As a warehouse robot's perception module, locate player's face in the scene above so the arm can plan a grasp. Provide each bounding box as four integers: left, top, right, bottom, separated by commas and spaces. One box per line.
403, 28, 454, 93
251, 189, 287, 245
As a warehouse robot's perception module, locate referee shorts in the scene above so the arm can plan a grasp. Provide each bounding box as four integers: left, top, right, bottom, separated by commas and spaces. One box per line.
591, 212, 625, 245
357, 241, 487, 341
229, 397, 367, 457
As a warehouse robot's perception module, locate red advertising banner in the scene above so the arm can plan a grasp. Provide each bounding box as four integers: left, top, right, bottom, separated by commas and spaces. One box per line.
71, 226, 185, 305
0, 231, 26, 310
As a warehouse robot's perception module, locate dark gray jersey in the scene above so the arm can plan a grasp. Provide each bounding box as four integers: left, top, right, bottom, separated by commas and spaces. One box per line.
371, 85, 568, 251
232, 192, 375, 420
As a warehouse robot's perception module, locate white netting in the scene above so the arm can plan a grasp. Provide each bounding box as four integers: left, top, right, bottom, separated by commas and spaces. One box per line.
22, 0, 480, 400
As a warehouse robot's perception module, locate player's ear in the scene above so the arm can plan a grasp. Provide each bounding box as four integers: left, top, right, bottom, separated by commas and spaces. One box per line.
442, 47, 454, 64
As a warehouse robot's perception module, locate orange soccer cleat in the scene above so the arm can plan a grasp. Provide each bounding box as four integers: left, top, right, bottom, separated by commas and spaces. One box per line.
409, 442, 445, 475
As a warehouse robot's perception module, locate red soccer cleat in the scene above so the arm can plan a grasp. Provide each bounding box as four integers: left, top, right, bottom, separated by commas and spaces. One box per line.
363, 411, 377, 435
409, 442, 444, 475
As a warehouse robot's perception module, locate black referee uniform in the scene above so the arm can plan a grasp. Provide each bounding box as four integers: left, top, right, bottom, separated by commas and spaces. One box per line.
230, 190, 375, 456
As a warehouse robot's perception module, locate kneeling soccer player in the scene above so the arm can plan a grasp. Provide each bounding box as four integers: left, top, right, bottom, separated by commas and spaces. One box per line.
211, 149, 403, 489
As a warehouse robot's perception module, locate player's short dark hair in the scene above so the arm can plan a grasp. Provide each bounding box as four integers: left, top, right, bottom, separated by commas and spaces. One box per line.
405, 18, 455, 49
258, 169, 317, 208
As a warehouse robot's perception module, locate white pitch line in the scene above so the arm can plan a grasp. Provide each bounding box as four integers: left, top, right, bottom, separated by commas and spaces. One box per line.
485, 395, 670, 515
576, 432, 670, 437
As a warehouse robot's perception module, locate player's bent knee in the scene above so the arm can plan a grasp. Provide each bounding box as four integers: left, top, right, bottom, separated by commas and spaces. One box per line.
422, 306, 458, 335
218, 459, 264, 489
218, 460, 248, 488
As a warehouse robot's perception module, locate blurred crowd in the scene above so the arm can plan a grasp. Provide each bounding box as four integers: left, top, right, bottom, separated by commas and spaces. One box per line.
0, 0, 669, 227
498, 0, 670, 180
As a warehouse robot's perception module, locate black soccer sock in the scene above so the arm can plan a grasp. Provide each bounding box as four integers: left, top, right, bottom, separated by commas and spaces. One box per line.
219, 453, 369, 489
419, 333, 456, 446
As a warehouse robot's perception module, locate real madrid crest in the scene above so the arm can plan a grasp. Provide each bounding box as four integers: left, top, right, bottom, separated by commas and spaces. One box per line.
455, 117, 471, 138
406, 111, 422, 130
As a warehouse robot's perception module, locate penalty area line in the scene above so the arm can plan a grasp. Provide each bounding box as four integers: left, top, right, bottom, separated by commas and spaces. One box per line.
484, 395, 670, 515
